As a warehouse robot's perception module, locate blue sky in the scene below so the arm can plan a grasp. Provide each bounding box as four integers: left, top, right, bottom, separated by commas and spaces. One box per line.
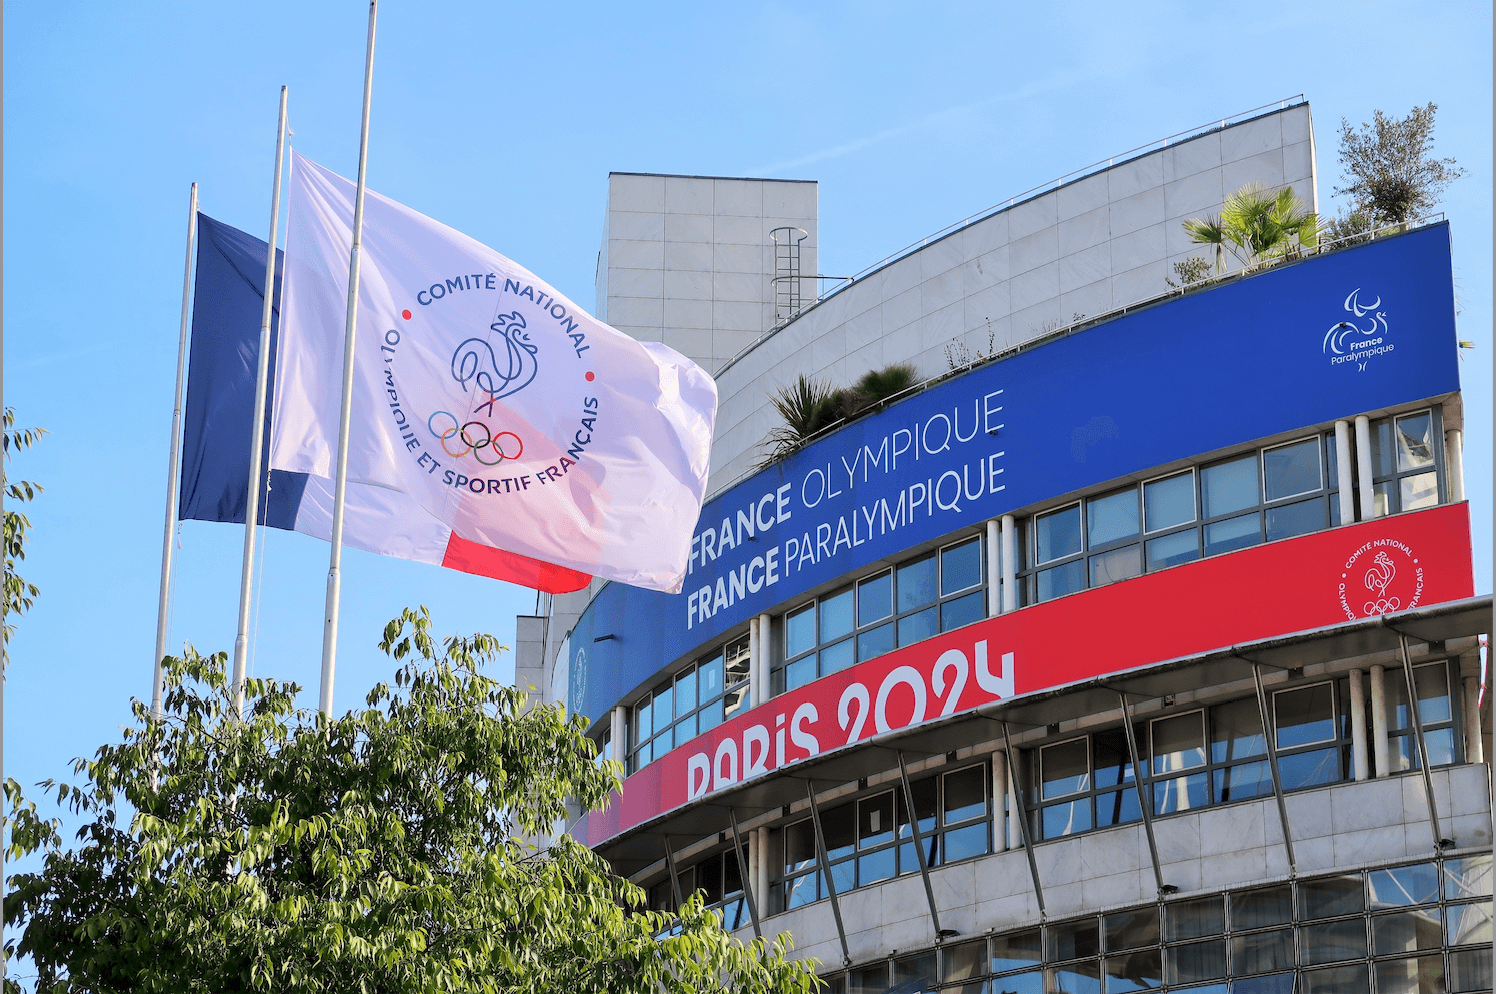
3, 0, 1490, 885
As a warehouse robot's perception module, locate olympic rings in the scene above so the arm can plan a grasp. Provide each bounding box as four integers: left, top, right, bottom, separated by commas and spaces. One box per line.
426, 410, 523, 464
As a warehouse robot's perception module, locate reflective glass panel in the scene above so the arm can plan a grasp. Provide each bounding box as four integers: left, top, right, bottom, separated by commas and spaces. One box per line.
849, 963, 888, 994
724, 636, 750, 685
1299, 875, 1365, 919
989, 971, 1043, 993
857, 623, 894, 662
1152, 711, 1206, 773
1105, 907, 1160, 950
1369, 862, 1440, 908
941, 537, 983, 594
1088, 488, 1140, 547
821, 802, 854, 860
1374, 954, 1445, 994
943, 822, 988, 862
898, 554, 938, 611
723, 685, 747, 720
1093, 728, 1134, 789
674, 712, 696, 743
820, 638, 855, 676
1444, 856, 1494, 900
675, 667, 697, 714
1203, 512, 1259, 556
1265, 496, 1324, 541
652, 683, 673, 724
1303, 964, 1369, 993
1202, 455, 1259, 517
696, 852, 723, 904
1047, 918, 1101, 961
786, 603, 816, 658
785, 655, 816, 691
1263, 438, 1322, 501
943, 940, 987, 982
1232, 886, 1293, 929
1165, 896, 1224, 941
1042, 800, 1092, 839
1446, 901, 1492, 947
892, 951, 936, 988
1090, 545, 1141, 586
857, 848, 894, 886
784, 819, 817, 872
1042, 739, 1091, 798
1368, 418, 1394, 476
857, 571, 892, 623
1035, 504, 1083, 564
991, 928, 1043, 973
1145, 471, 1195, 531
1230, 928, 1293, 975
1274, 683, 1335, 747
1103, 948, 1160, 992
1373, 908, 1442, 954
1277, 747, 1339, 790
1164, 940, 1226, 984
636, 696, 653, 740
898, 607, 937, 646
820, 588, 854, 642
653, 723, 673, 753
1153, 771, 1208, 815
941, 590, 985, 631
1395, 411, 1435, 471
1146, 530, 1198, 570
1037, 560, 1087, 601
858, 792, 894, 848
699, 653, 723, 700
1096, 788, 1142, 828
945, 765, 987, 822
1449, 947, 1493, 993
1047, 963, 1101, 994
898, 775, 938, 837
1372, 480, 1394, 518
1231, 974, 1293, 994
1210, 698, 1265, 762
1301, 917, 1366, 963
1213, 761, 1272, 803
1401, 471, 1439, 511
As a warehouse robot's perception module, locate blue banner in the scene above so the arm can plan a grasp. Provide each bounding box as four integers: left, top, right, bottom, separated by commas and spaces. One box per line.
571, 225, 1461, 724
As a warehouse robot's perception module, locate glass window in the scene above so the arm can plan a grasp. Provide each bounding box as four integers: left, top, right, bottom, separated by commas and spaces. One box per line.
1090, 545, 1141, 585
724, 638, 750, 686
892, 952, 935, 988
1105, 907, 1160, 950
1165, 940, 1226, 985
943, 939, 987, 982
1231, 928, 1293, 975
849, 963, 888, 994
898, 607, 938, 647
1210, 698, 1265, 762
1042, 739, 1091, 798
1202, 455, 1259, 518
858, 792, 894, 849
1035, 504, 1083, 563
1444, 856, 1493, 900
1372, 908, 1442, 954
1299, 875, 1365, 919
1145, 471, 1195, 531
652, 683, 673, 724
820, 639, 855, 676
699, 654, 723, 701
1233, 886, 1293, 929
821, 802, 854, 860
1038, 559, 1087, 601
1369, 862, 1440, 908
1401, 472, 1439, 511
1303, 963, 1368, 993
1446, 900, 1492, 947
898, 554, 938, 611
1103, 948, 1160, 992
1088, 488, 1139, 547
1042, 798, 1092, 839
1166, 895, 1224, 941
820, 588, 854, 642
1368, 418, 1394, 477
941, 590, 985, 631
989, 970, 1043, 993
1448, 946, 1494, 992
1265, 497, 1323, 541
1213, 761, 1273, 803
1092, 728, 1135, 789
1395, 411, 1435, 472
857, 571, 892, 623
786, 655, 816, 691
675, 667, 697, 714
991, 929, 1043, 973
1262, 438, 1322, 501
943, 822, 988, 863
941, 538, 982, 594
1274, 684, 1335, 748
723, 684, 747, 720
944, 765, 987, 822
1048, 918, 1100, 961
1146, 530, 1198, 569
1374, 955, 1444, 994
1096, 786, 1142, 828
1300, 917, 1366, 963
857, 623, 894, 662
1152, 711, 1207, 774
786, 603, 816, 658
1203, 512, 1259, 556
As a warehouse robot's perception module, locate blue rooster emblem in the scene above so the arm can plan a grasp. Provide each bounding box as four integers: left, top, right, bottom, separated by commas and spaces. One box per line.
451, 311, 539, 414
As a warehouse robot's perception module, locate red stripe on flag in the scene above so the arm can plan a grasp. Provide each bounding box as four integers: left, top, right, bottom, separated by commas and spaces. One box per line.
441, 532, 591, 593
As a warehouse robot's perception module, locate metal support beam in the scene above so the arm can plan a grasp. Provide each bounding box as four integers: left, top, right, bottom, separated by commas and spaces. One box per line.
727, 809, 762, 940
663, 836, 685, 909
1117, 693, 1169, 895
896, 751, 950, 939
1001, 722, 1046, 917
1399, 635, 1452, 850
1251, 664, 1297, 875
806, 782, 852, 966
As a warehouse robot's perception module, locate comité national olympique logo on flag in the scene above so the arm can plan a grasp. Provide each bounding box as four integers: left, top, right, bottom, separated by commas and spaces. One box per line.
1323, 287, 1392, 373
1338, 538, 1425, 620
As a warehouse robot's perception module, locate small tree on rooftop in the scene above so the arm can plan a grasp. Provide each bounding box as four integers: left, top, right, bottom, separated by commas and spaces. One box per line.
1183, 182, 1320, 273
1334, 102, 1464, 226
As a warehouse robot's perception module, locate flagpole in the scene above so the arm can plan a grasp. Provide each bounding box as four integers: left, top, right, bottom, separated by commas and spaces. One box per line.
152, 182, 198, 720
232, 86, 289, 716
320, 0, 379, 716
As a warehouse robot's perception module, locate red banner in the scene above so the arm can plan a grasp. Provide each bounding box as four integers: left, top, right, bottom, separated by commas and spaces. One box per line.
576, 503, 1473, 847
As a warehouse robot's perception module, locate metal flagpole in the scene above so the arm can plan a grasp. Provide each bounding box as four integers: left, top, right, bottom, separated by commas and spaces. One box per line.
231, 86, 290, 716
152, 182, 199, 719
320, 0, 379, 716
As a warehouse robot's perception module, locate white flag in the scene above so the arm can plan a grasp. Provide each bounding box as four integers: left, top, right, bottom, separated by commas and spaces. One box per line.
272, 153, 717, 593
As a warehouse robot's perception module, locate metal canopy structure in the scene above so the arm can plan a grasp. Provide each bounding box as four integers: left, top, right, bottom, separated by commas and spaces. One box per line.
596, 596, 1491, 878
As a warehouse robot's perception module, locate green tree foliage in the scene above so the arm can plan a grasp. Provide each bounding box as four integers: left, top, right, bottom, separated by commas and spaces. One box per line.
3, 408, 45, 668
1333, 103, 1464, 226
4, 608, 819, 994
1182, 182, 1320, 274
761, 364, 918, 465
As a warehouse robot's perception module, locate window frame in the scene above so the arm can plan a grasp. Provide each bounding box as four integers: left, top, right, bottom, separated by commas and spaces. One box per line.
627, 631, 751, 775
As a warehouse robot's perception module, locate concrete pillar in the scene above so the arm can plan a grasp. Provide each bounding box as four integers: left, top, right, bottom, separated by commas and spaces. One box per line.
1007, 753, 1022, 850
1001, 514, 1018, 613
1445, 429, 1465, 502
1370, 664, 1390, 776
1349, 668, 1369, 780
1335, 419, 1356, 522
754, 826, 770, 915
1464, 676, 1484, 764
992, 751, 1009, 850
986, 519, 1002, 617
758, 613, 772, 704
748, 616, 761, 708
610, 706, 626, 764
1355, 415, 1377, 518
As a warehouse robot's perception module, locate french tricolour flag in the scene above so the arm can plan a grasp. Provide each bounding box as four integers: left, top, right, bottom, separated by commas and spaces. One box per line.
180, 213, 593, 593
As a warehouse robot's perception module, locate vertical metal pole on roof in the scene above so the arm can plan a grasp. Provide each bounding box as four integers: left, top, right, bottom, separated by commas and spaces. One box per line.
1000, 723, 1046, 917
663, 836, 685, 909
1251, 665, 1297, 876
727, 809, 762, 940
895, 751, 946, 938
805, 782, 852, 966
153, 182, 198, 720
1116, 693, 1168, 894
1398, 634, 1451, 849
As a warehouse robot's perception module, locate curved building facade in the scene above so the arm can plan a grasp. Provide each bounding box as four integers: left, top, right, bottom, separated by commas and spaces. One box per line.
514, 99, 1492, 994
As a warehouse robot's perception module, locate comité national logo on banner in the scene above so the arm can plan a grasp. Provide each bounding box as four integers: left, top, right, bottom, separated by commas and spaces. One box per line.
270, 153, 717, 593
